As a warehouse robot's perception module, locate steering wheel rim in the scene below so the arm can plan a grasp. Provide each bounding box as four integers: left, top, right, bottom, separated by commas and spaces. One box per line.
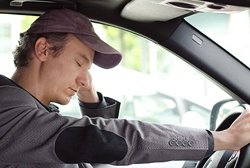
196, 104, 249, 168
234, 142, 250, 168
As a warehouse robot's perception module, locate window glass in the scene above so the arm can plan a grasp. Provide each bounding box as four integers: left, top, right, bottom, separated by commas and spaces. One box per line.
0, 23, 12, 54
60, 24, 232, 129
0, 13, 233, 129
120, 94, 180, 125
185, 11, 250, 68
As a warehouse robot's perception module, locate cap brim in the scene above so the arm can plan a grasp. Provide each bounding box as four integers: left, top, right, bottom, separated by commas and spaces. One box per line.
74, 34, 122, 69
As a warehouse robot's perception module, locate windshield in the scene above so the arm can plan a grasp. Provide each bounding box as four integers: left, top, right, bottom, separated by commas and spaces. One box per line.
185, 10, 250, 68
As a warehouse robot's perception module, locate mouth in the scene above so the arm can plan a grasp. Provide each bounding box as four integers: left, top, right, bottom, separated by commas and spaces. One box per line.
70, 87, 77, 92
69, 87, 77, 96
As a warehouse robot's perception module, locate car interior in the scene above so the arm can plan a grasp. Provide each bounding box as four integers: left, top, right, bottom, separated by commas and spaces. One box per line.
0, 0, 250, 167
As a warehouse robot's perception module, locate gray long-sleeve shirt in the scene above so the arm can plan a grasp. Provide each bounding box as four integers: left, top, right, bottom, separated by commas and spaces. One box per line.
0, 75, 213, 168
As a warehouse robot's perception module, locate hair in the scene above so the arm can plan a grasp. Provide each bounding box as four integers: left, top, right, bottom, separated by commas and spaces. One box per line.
13, 32, 70, 67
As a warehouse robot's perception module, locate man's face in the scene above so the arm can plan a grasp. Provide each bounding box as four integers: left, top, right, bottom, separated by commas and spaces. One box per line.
42, 34, 95, 105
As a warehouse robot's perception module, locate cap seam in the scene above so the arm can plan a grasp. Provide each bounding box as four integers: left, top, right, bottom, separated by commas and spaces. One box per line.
76, 14, 81, 33
45, 11, 51, 32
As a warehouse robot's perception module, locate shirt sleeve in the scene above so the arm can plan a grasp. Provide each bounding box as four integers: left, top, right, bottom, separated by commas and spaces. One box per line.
205, 130, 214, 157
78, 92, 120, 119
78, 92, 107, 109
0, 86, 211, 165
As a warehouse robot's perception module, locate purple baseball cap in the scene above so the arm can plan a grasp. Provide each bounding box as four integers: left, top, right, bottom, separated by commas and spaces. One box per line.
27, 8, 122, 69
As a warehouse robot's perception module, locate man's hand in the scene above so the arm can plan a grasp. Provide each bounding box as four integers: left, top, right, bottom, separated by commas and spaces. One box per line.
77, 71, 99, 103
212, 109, 250, 151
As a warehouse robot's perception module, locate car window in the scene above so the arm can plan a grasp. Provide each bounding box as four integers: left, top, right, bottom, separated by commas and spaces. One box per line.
185, 11, 250, 68
0, 13, 233, 129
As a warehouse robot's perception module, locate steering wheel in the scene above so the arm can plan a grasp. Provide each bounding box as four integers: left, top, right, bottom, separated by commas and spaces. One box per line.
196, 104, 250, 168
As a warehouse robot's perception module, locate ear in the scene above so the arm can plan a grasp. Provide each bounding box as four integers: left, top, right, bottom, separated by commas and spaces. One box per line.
34, 37, 49, 62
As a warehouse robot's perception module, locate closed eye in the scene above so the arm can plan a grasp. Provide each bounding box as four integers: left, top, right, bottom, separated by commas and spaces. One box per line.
76, 61, 82, 67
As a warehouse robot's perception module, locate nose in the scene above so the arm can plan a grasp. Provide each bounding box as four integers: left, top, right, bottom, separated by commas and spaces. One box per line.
76, 71, 89, 88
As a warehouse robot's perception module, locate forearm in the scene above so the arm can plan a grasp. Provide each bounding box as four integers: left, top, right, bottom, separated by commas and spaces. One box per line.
79, 92, 120, 118
212, 129, 240, 151
111, 123, 211, 165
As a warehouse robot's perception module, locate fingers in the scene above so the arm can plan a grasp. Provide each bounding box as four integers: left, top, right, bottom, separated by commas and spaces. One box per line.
227, 108, 250, 150
76, 71, 99, 103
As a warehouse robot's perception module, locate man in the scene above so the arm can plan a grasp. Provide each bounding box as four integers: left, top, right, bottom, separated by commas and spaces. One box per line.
0, 8, 250, 168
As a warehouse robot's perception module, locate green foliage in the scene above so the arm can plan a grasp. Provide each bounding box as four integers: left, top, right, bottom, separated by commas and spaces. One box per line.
21, 16, 38, 32
95, 24, 173, 75
101, 25, 149, 72
156, 47, 173, 74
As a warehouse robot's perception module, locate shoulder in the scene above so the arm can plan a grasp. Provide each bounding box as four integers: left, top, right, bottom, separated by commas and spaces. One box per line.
0, 85, 37, 108
0, 75, 16, 86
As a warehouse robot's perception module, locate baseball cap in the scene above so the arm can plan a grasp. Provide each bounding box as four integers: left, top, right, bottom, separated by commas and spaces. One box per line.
27, 8, 122, 69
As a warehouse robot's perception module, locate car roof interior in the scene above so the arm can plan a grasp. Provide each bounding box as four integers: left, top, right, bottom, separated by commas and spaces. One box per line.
1, 0, 249, 40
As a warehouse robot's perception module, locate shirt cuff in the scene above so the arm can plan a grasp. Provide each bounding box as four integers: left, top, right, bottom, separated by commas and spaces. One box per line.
78, 92, 107, 109
205, 130, 214, 157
